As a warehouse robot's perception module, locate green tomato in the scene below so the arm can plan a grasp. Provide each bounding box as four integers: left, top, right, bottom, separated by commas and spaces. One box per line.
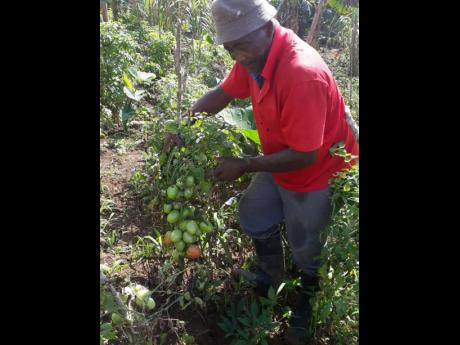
176, 178, 185, 189
199, 221, 207, 232
146, 297, 156, 310
170, 229, 183, 243
134, 286, 150, 300
167, 210, 180, 224
181, 208, 191, 219
179, 220, 188, 231
185, 175, 195, 187
135, 296, 145, 307
163, 203, 172, 214
199, 180, 212, 194
167, 185, 179, 200
184, 188, 193, 199
199, 221, 213, 233
175, 240, 186, 252
182, 232, 195, 244
186, 221, 198, 235
111, 313, 123, 325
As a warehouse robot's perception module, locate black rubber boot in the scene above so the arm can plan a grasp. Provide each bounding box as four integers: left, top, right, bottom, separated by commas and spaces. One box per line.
284, 272, 320, 345
237, 230, 285, 297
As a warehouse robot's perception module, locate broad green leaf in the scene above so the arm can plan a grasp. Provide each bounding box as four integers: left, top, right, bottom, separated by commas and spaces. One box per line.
123, 72, 134, 91
127, 67, 139, 80
121, 104, 135, 123
219, 106, 256, 129
238, 129, 260, 145
123, 87, 145, 102
136, 71, 156, 82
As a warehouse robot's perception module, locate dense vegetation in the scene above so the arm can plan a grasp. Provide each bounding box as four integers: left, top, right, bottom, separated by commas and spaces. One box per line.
100, 1, 359, 344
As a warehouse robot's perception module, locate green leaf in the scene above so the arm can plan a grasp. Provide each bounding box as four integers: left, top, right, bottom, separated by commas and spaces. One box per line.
123, 72, 134, 91
127, 67, 155, 83
137, 71, 156, 82
190, 167, 205, 181
123, 86, 145, 102
327, 0, 352, 15
237, 298, 246, 314
102, 293, 116, 313
231, 340, 247, 345
235, 328, 249, 339
237, 316, 250, 327
267, 286, 276, 302
100, 322, 112, 331
127, 67, 139, 79
238, 129, 260, 145
121, 104, 135, 123
250, 300, 258, 317
205, 34, 214, 44
217, 321, 229, 333
219, 106, 255, 129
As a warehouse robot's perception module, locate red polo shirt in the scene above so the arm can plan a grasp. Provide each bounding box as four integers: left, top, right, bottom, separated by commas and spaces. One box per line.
220, 20, 359, 192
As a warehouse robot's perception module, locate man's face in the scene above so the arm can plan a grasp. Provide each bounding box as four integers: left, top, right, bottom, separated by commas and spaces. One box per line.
223, 22, 273, 74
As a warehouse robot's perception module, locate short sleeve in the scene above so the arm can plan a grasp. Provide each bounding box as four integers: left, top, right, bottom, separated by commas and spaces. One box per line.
220, 63, 251, 99
280, 80, 328, 152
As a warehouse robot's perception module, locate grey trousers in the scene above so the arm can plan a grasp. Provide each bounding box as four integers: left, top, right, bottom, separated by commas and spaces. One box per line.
238, 172, 332, 276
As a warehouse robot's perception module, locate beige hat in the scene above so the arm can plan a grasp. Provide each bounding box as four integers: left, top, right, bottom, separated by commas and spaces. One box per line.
211, 0, 277, 44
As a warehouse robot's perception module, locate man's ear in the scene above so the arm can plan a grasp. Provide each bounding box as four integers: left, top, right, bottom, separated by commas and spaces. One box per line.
264, 20, 274, 36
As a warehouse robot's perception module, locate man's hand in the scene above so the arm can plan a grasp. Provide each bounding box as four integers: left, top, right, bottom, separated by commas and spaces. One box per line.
213, 157, 249, 181
163, 133, 184, 153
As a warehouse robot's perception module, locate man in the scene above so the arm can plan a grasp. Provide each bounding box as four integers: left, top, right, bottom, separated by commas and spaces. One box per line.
167, 1, 358, 344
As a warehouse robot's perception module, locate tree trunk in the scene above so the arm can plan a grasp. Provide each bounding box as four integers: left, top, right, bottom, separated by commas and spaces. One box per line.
112, 0, 119, 21
350, 11, 359, 77
174, 3, 183, 123
285, 0, 299, 35
101, 1, 109, 22
306, 0, 327, 47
